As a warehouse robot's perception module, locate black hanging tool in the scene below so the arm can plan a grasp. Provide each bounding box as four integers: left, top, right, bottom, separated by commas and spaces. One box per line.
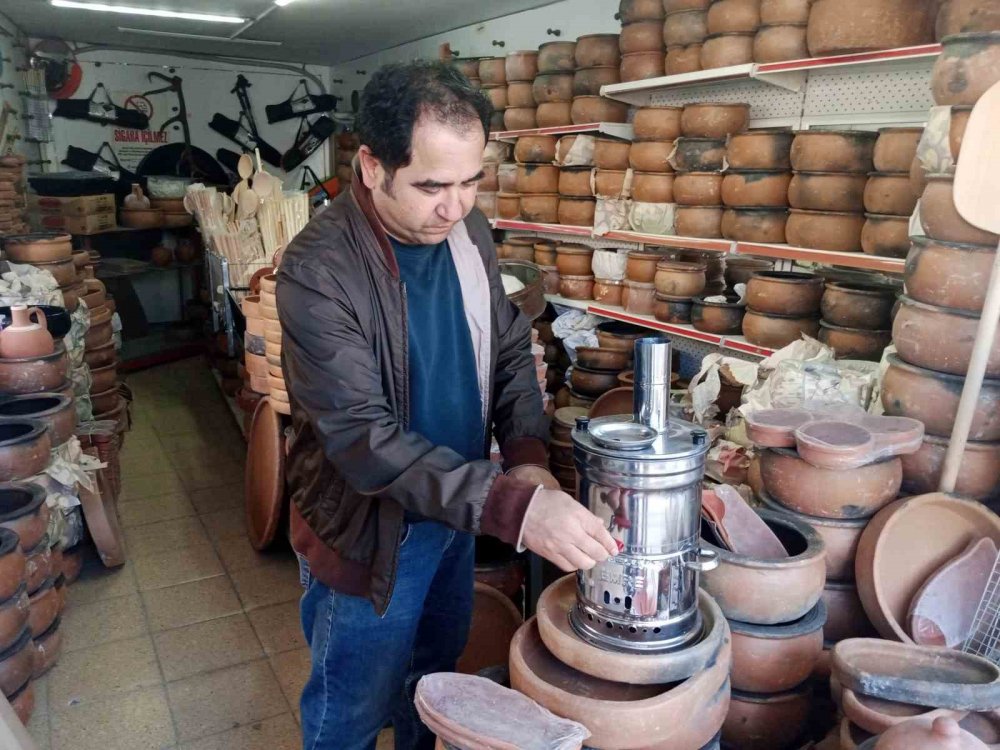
209, 75, 282, 168
139, 71, 204, 181
299, 164, 333, 208
281, 114, 336, 171
265, 79, 339, 124
53, 83, 149, 129
62, 141, 138, 194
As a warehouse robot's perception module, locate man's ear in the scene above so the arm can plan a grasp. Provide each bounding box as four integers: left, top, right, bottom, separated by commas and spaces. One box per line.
357, 145, 380, 191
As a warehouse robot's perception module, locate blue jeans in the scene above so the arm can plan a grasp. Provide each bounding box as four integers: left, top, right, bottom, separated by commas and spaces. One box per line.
298, 521, 475, 750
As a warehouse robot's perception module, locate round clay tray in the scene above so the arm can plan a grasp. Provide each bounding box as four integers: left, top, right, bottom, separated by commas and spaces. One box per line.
745, 408, 814, 448
78, 478, 125, 567
455, 582, 523, 675
535, 574, 730, 685
588, 386, 633, 420
245, 398, 286, 551
855, 493, 1000, 642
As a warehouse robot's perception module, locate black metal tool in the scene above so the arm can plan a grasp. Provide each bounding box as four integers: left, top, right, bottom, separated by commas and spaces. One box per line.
53, 83, 149, 128
265, 79, 339, 124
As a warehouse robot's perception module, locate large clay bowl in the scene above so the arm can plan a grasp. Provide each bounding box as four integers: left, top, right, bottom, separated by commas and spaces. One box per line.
721, 208, 788, 243
729, 600, 825, 693
841, 687, 967, 735
0, 483, 48, 551
726, 130, 794, 170
2, 233, 72, 263
920, 173, 999, 246
509, 618, 732, 750
0, 342, 69, 394
894, 295, 1000, 377
0, 585, 28, 652
724, 257, 774, 288
680, 103, 750, 139
932, 31, 1000, 106
822, 581, 877, 642
745, 271, 823, 317
691, 296, 745, 335
760, 447, 901, 519
806, 0, 935, 57
742, 310, 819, 349
900, 433, 1000, 501
27, 578, 58, 637
0, 529, 24, 603
786, 209, 865, 252
595, 321, 646, 353
722, 684, 811, 750
790, 131, 877, 173
881, 354, 1000, 440
0, 627, 34, 696
821, 281, 896, 330
0, 420, 50, 482
536, 575, 730, 685
0, 394, 73, 450
700, 509, 826, 626
818, 321, 892, 361
905, 235, 996, 313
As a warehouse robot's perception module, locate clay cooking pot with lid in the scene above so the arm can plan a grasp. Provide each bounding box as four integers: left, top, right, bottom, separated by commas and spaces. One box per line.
729, 600, 826, 693
745, 271, 823, 316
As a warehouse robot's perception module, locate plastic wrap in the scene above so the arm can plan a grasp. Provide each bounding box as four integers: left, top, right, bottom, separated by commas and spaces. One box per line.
593, 198, 630, 234
628, 201, 675, 235
555, 135, 595, 167
415, 673, 590, 750
591, 249, 628, 281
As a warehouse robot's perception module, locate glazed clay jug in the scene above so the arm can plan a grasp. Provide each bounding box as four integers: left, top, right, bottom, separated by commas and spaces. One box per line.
876, 717, 988, 749
0, 306, 53, 359
123, 184, 150, 210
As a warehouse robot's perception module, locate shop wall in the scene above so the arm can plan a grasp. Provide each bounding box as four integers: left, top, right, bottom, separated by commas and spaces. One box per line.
0, 21, 32, 162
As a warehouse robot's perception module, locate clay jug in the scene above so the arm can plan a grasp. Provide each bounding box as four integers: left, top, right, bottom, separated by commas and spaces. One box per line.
876, 717, 988, 749
123, 183, 150, 210
0, 306, 53, 359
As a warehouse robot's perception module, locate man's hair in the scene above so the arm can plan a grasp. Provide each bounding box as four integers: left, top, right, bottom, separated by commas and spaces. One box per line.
358, 61, 492, 177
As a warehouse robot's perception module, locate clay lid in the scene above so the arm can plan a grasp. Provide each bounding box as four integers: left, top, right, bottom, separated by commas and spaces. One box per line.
875, 717, 988, 749
245, 398, 286, 551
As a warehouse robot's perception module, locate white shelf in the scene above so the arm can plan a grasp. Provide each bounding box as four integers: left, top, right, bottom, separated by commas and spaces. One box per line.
490, 122, 634, 142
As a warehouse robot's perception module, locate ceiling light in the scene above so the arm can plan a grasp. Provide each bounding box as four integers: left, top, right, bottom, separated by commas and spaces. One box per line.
274, 0, 299, 6
51, 1, 246, 23
118, 27, 282, 45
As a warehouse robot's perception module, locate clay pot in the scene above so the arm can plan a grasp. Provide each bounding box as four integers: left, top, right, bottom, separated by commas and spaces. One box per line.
500, 52, 537, 84
0, 393, 75, 449
664, 9, 709, 45
921, 174, 999, 245
504, 107, 538, 130
0, 529, 24, 604
743, 309, 820, 348
0, 629, 34, 697
864, 172, 918, 216
723, 685, 811, 750
702, 508, 826, 625
950, 105, 973, 160
520, 195, 560, 223
0, 585, 28, 653
535, 102, 573, 127
819, 321, 892, 361
667, 43, 705, 72
622, 279, 658, 314
627, 250, 663, 282
701, 31, 755, 67
119, 208, 163, 229
788, 172, 867, 212
23, 536, 50, 595
503, 238, 537, 262
874, 127, 924, 173
32, 616, 60, 678
745, 271, 823, 316
507, 81, 535, 108
558, 168, 594, 198
654, 260, 707, 296
0, 419, 49, 483
482, 85, 508, 111
632, 106, 683, 142
931, 31, 1000, 106
538, 41, 576, 74
754, 24, 809, 62
540, 265, 560, 294
786, 209, 865, 252
760, 0, 809, 23
621, 0, 666, 21
592, 278, 624, 306
595, 321, 646, 352
83, 341, 116, 369
910, 153, 929, 199
722, 170, 791, 207
629, 141, 675, 173
479, 57, 506, 85
821, 281, 896, 330
724, 257, 773, 288
571, 96, 628, 125
654, 293, 694, 322
534, 242, 558, 267
27, 579, 58, 638
726, 129, 793, 170
620, 51, 665, 80
620, 20, 667, 52
893, 295, 1000, 377
594, 170, 629, 199
906, 235, 995, 312
901, 433, 1000, 501
862, 214, 911, 257
676, 205, 725, 237
559, 274, 595, 300
760, 447, 902, 519
594, 139, 632, 171
573, 66, 621, 96
791, 130, 878, 173
937, 0, 1000, 37
674, 172, 723, 205
3, 233, 72, 263
515, 136, 557, 164
692, 295, 746, 333
632, 171, 675, 202
709, 0, 762, 33
516, 164, 558, 194
571, 365, 620, 396
721, 207, 788, 242
558, 197, 596, 226
806, 0, 936, 56
533, 73, 574, 104
822, 581, 877, 642
576, 347, 630, 372
681, 102, 750, 139
671, 137, 727, 171
575, 34, 622, 67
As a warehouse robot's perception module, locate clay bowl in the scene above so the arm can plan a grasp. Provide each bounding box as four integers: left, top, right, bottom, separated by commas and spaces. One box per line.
692, 295, 745, 334
667, 43, 705, 73
537, 102, 574, 128
575, 33, 621, 67
538, 41, 576, 73
0, 306, 71, 341
594, 139, 632, 171
0, 393, 75, 448
88, 361, 119, 395
505, 50, 538, 82
620, 51, 665, 81
0, 628, 34, 697
676, 205, 725, 238
743, 310, 819, 349
575, 347, 630, 372
509, 618, 731, 750
632, 105, 683, 142
700, 509, 826, 625
701, 32, 755, 68
654, 259, 707, 297
932, 31, 1000, 106
754, 23, 810, 62
572, 66, 621, 96
0, 419, 50, 483
822, 580, 877, 642
722, 170, 792, 208
864, 172, 918, 216
818, 321, 892, 361
631, 171, 675, 203
671, 137, 727, 172
0, 585, 28, 652
520, 194, 559, 223
664, 9, 709, 46
894, 295, 1000, 377
726, 130, 793, 171
3, 233, 72, 263
807, 0, 936, 57
629, 141, 675, 173
873, 127, 923, 173
855, 493, 1000, 644
654, 294, 694, 323
483, 84, 508, 111
722, 207, 789, 246
841, 688, 966, 735
620, 0, 666, 23
729, 599, 826, 693
514, 136, 557, 164
551, 407, 588, 443
516, 164, 559, 194
786, 209, 865, 252
900, 433, 1000, 501
821, 281, 896, 330
788, 172, 867, 212
791, 130, 878, 173
533, 243, 557, 268
32, 615, 61, 678
724, 257, 774, 288
27, 578, 58, 638
83, 341, 116, 369
596, 322, 646, 354
745, 271, 823, 317
907, 235, 995, 313
760, 447, 902, 519
558, 197, 595, 227
673, 172, 723, 205
619, 20, 666, 53
881, 354, 1000, 440
862, 213, 911, 258
681, 103, 750, 139
921, 174, 999, 246
723, 684, 811, 750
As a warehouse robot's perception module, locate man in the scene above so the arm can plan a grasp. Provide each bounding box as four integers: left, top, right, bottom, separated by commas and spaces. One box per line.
276, 61, 616, 750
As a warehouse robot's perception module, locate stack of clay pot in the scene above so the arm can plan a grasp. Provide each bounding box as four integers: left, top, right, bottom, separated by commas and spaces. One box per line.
619, 0, 665, 81
664, 0, 708, 74
255, 274, 290, 416
0, 156, 29, 236
702, 0, 760, 70
818, 281, 895, 362
4, 232, 86, 316
723, 129, 794, 243
478, 57, 507, 133
556, 134, 597, 228
786, 130, 878, 253
476, 141, 508, 221
654, 255, 708, 325
531, 40, 575, 129
622, 248, 663, 315
861, 128, 923, 257
741, 270, 821, 349
629, 106, 678, 219
549, 407, 584, 496
516, 143, 560, 224
504, 51, 538, 131
754, 0, 809, 63
241, 292, 268, 400
556, 242, 595, 301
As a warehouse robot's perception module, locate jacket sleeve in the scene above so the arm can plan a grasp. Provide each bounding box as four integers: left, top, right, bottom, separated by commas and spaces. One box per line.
276, 255, 538, 544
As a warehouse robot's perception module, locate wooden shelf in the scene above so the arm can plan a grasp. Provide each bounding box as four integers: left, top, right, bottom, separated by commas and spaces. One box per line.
490, 122, 634, 142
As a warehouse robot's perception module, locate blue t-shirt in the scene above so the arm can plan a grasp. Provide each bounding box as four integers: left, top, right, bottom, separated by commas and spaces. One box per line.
390, 237, 485, 464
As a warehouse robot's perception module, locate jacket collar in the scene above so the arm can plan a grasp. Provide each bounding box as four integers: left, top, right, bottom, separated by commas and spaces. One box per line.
349, 159, 400, 277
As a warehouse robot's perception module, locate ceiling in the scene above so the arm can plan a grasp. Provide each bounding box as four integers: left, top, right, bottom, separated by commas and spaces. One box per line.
0, 0, 558, 65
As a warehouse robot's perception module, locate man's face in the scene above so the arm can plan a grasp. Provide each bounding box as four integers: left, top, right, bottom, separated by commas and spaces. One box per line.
360, 116, 486, 245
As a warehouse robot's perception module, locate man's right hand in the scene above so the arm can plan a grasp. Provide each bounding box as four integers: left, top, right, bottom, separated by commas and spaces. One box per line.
520, 489, 619, 572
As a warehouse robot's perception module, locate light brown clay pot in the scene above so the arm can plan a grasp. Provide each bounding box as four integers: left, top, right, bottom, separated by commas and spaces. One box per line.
577, 346, 632, 373
730, 601, 825, 693
535, 102, 573, 128
572, 66, 621, 96
592, 279, 624, 306
691, 295, 746, 333
506, 81, 535, 108
819, 321, 892, 361
788, 172, 867, 212
0, 529, 24, 604
482, 85, 508, 110
595, 320, 647, 353
515, 136, 557, 164
633, 105, 683, 141
721, 207, 788, 242
745, 271, 823, 316
654, 294, 694, 322
759, 0, 810, 24
497, 193, 520, 219
629, 140, 675, 172
842, 688, 968, 736
670, 137, 727, 172
594, 169, 629, 199
654, 259, 707, 296
0, 629, 34, 697
631, 171, 675, 202
664, 9, 709, 45
760, 447, 902, 519
504, 107, 538, 131
571, 364, 621, 396
754, 23, 809, 62
931, 31, 1000, 106
516, 164, 559, 194
505, 50, 538, 82
937, 0, 1000, 38
723, 685, 811, 750
950, 105, 973, 160
621, 0, 666, 21
622, 279, 658, 315
532, 73, 573, 103
864, 172, 918, 216
23, 536, 50, 595
520, 194, 560, 223
626, 250, 663, 283
676, 205, 725, 237
673, 171, 722, 205
874, 127, 924, 173
594, 139, 631, 171
558, 197, 596, 226
3, 233, 72, 263
555, 245, 594, 276
862, 213, 911, 257
906, 235, 996, 312
786, 209, 865, 252
83, 341, 116, 369
666, 43, 705, 73
806, 0, 936, 56
791, 130, 878, 173
503, 237, 537, 262
478, 57, 506, 85
571, 96, 629, 125
721, 170, 791, 207
575, 34, 622, 67
0, 585, 28, 652
821, 281, 896, 330
822, 581, 878, 642
681, 102, 750, 138
900, 433, 1000, 501
726, 129, 793, 170
893, 295, 1000, 377
743, 309, 820, 348
920, 174, 999, 245
701, 31, 755, 67
27, 579, 58, 638
559, 274, 595, 300
665, 0, 711, 9
558, 168, 594, 197
119, 208, 163, 229
620, 20, 667, 53
708, 0, 762, 33
538, 41, 577, 73
882, 354, 1000, 440
620, 51, 666, 80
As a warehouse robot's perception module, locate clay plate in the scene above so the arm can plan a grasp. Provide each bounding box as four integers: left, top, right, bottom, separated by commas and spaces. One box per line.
245, 398, 286, 551
456, 582, 523, 675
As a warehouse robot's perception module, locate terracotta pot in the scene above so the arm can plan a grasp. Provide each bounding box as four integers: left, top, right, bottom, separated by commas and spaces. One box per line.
594, 170, 629, 199
673, 171, 722, 205
819, 321, 892, 361
535, 102, 573, 127
0, 393, 75, 448
745, 271, 822, 316
0, 628, 34, 697
670, 137, 727, 171
666, 43, 705, 73
654, 259, 707, 296
921, 174, 999, 245
862, 213, 911, 257
807, 0, 936, 56
760, 0, 809, 23
595, 321, 646, 352
593, 278, 624, 306
654, 293, 694, 322
937, 0, 1000, 37
626, 250, 663, 282
0, 528, 24, 604
90, 386, 119, 414
723, 685, 811, 750
724, 257, 773, 288
631, 171, 675, 202
950, 105, 973, 160
538, 41, 577, 74
910, 153, 929, 199
558, 197, 595, 226
515, 136, 557, 164
932, 31, 1000, 106
722, 170, 791, 207
502, 237, 537, 262
571, 364, 621, 396
665, 9, 709, 45
27, 579, 57, 638
533, 73, 573, 104
558, 168, 594, 198
676, 205, 725, 237
629, 141, 675, 173
574, 34, 621, 68
754, 24, 809, 62
119, 208, 163, 229
721, 207, 788, 242
506, 51, 538, 82
874, 127, 924, 173
681, 102, 750, 139
534, 242, 558, 268
620, 51, 665, 81
0, 585, 28, 652
478, 57, 507, 85
506, 81, 535, 108
864, 172, 918, 216
504, 107, 538, 131
83, 341, 116, 369
497, 193, 520, 219
743, 309, 820, 348
901, 433, 1000, 501
572, 66, 621, 96
593, 139, 630, 172
622, 279, 658, 314
481, 162, 501, 193
701, 31, 755, 67
570, 96, 628, 125
620, 0, 666, 21
906, 235, 995, 312
516, 164, 559, 194
709, 0, 762, 33
559, 274, 595, 300
894, 295, 1000, 377
760, 447, 902, 518
620, 20, 667, 52
520, 195, 560, 223
692, 295, 746, 333
576, 347, 630, 372
0, 418, 49, 483
540, 265, 560, 294
786, 209, 865, 252
822, 581, 877, 642
482, 85, 508, 111
726, 129, 793, 170
791, 130, 878, 173
631, 107, 681, 144
788, 172, 867, 212
23, 536, 50, 595
32, 616, 61, 677
821, 281, 896, 330
3, 233, 72, 263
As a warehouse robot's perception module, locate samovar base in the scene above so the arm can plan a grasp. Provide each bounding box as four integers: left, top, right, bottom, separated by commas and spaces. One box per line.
568, 598, 704, 654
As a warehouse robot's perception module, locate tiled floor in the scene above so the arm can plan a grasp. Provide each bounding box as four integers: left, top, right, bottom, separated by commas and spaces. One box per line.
25, 358, 394, 750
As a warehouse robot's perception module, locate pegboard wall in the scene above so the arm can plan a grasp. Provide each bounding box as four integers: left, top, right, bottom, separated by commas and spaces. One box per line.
650, 79, 804, 128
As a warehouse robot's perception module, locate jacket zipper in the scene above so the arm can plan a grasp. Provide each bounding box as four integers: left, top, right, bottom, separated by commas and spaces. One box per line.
382, 279, 408, 617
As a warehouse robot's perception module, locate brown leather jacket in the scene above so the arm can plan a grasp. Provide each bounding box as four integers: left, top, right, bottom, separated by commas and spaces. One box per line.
275, 171, 548, 615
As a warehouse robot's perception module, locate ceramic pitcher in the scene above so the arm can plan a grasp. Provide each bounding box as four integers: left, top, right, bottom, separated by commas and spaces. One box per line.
0, 306, 53, 359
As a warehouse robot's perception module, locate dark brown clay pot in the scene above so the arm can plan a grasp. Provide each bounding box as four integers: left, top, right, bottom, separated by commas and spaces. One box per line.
893, 295, 1000, 377
505, 51, 538, 82
743, 309, 820, 348
620, 51, 666, 80
0, 420, 50, 483
791, 130, 878, 173
931, 31, 1000, 106
675, 171, 724, 205
571, 365, 620, 396
626, 250, 663, 282
0, 529, 24, 604
746, 271, 823, 316
595, 321, 647, 353
633, 105, 683, 142
723, 685, 811, 750
0, 585, 28, 653
726, 129, 794, 170
0, 393, 75, 448
620, 20, 667, 52
575, 34, 621, 68
864, 172, 918, 216
520, 194, 560, 223
722, 170, 791, 207
729, 600, 825, 694
654, 260, 707, 296
535, 102, 573, 127
821, 281, 896, 330
921, 173, 999, 245
906, 234, 996, 312
559, 274, 595, 301
676, 205, 725, 237
708, 0, 762, 33
631, 171, 675, 202
722, 207, 788, 242
807, 0, 936, 56
506, 81, 535, 108
666, 43, 705, 73
950, 105, 973, 160
692, 295, 746, 334
558, 168, 594, 197
823, 581, 878, 642
882, 354, 1000, 440
937, 0, 1000, 37
572, 66, 621, 96
515, 136, 557, 164
0, 342, 69, 395
654, 293, 694, 323
532, 73, 573, 103
788, 172, 867, 212
594, 138, 632, 171
665, 9, 710, 45
622, 280, 657, 315
504, 107, 538, 131
0, 628, 34, 697
818, 321, 892, 361
516, 164, 559, 194
753, 23, 809, 62
629, 141, 676, 172
681, 102, 750, 138
874, 127, 924, 173
537, 41, 577, 73
901, 433, 1000, 501
701, 31, 755, 67
786, 209, 865, 252
558, 197, 596, 226
862, 213, 911, 257
760, 447, 902, 519
576, 347, 630, 372
671, 137, 727, 171
725, 257, 774, 287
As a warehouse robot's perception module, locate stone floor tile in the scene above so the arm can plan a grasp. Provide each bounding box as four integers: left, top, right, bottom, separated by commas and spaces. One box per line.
119, 492, 196, 529
49, 636, 161, 708
50, 685, 175, 750
176, 713, 301, 750
268, 647, 311, 709
229, 559, 301, 611
61, 593, 147, 653
154, 613, 264, 682
247, 601, 305, 656
142, 576, 242, 633
133, 545, 224, 591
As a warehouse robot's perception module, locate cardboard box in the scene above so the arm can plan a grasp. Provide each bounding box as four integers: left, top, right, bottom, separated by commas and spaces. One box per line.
29, 210, 116, 235
28, 193, 117, 217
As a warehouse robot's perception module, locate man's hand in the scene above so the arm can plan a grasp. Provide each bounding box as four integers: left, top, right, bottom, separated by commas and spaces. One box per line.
520, 489, 619, 572
507, 464, 561, 490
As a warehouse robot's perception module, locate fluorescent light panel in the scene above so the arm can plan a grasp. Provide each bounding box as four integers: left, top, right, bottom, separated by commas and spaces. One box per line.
118, 27, 282, 45
274, 0, 299, 5
51, 0, 246, 23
